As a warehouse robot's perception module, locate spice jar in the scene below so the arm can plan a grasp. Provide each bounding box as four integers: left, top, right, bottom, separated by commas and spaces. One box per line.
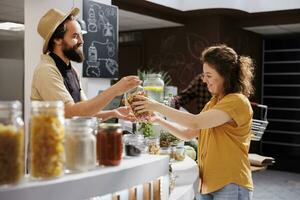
123, 134, 145, 156
146, 136, 160, 155
0, 101, 24, 186
171, 146, 185, 161
97, 123, 123, 166
143, 73, 164, 103
65, 118, 97, 172
30, 101, 65, 179
159, 147, 171, 156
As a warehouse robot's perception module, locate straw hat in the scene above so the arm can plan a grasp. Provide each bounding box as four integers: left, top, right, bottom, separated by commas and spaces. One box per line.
37, 7, 80, 54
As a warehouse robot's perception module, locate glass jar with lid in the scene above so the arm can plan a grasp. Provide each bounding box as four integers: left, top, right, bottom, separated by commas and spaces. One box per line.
143, 73, 164, 102
146, 136, 160, 155
125, 86, 150, 121
159, 147, 171, 156
171, 146, 185, 161
30, 101, 65, 179
0, 101, 24, 186
123, 134, 145, 156
97, 123, 123, 166
65, 118, 97, 172
72, 116, 99, 136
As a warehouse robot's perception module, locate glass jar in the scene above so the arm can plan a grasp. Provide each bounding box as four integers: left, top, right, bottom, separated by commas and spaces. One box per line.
65, 118, 97, 172
159, 147, 171, 156
143, 73, 164, 102
0, 101, 24, 186
125, 86, 150, 121
146, 136, 160, 155
72, 116, 99, 135
171, 146, 185, 161
30, 101, 65, 179
123, 134, 145, 156
97, 123, 123, 166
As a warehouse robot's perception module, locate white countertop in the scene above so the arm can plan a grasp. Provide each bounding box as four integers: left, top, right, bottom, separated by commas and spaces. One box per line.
0, 155, 169, 200
170, 157, 199, 200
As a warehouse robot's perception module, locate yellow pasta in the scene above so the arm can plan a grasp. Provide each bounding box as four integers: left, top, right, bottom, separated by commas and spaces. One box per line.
30, 115, 64, 178
0, 124, 24, 185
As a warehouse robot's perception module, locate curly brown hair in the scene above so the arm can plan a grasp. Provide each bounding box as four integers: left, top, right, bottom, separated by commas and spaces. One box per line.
201, 44, 255, 97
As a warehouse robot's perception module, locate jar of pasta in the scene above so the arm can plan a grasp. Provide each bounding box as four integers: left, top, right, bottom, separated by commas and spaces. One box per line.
97, 123, 123, 166
0, 101, 24, 186
65, 118, 97, 172
30, 101, 65, 179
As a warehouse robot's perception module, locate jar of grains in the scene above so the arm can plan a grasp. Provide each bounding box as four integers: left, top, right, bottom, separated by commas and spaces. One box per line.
30, 101, 65, 179
65, 118, 97, 172
0, 101, 24, 186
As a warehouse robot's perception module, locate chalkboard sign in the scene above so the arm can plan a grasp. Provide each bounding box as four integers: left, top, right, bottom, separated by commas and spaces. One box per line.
82, 0, 118, 78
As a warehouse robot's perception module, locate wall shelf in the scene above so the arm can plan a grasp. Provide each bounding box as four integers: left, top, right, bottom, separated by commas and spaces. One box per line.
265, 48, 300, 53
262, 37, 300, 172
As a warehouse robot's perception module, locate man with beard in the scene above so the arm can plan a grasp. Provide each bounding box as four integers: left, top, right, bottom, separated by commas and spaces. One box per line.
31, 8, 141, 120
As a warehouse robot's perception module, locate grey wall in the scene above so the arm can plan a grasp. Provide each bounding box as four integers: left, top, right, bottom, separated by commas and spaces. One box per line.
0, 39, 24, 103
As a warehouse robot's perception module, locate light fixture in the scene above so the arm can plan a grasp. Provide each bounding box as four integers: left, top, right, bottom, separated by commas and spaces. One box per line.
0, 22, 24, 31
77, 19, 87, 34
72, 0, 87, 35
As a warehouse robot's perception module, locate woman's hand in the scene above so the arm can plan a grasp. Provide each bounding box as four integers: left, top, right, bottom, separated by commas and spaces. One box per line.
113, 106, 136, 121
111, 76, 141, 96
131, 95, 160, 114
147, 113, 162, 123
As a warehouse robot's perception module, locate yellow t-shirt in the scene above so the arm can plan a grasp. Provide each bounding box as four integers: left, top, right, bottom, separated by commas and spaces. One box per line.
198, 93, 253, 194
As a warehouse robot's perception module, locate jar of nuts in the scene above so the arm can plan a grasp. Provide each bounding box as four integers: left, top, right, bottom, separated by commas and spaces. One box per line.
171, 146, 185, 161
146, 136, 160, 155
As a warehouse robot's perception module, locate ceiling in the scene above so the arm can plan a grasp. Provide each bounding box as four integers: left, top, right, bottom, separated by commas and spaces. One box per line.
118, 9, 183, 31
244, 23, 300, 35
0, 0, 300, 40
0, 0, 182, 40
147, 0, 300, 13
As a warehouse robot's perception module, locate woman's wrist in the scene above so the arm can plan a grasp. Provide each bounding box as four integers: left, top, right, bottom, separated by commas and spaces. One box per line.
154, 102, 164, 112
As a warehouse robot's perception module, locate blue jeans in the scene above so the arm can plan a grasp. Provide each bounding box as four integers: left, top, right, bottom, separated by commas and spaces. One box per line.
196, 183, 253, 200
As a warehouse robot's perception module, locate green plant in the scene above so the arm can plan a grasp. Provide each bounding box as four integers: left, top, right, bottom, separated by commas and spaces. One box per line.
137, 69, 172, 86
159, 71, 172, 86
138, 122, 154, 137
160, 129, 181, 147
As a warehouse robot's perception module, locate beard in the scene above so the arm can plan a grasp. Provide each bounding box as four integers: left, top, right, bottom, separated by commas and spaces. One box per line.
62, 40, 85, 63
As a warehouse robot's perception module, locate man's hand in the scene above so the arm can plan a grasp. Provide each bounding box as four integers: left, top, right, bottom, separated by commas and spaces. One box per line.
113, 106, 136, 122
111, 76, 141, 96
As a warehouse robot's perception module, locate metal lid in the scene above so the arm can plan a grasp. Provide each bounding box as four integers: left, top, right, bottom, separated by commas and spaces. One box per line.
72, 116, 99, 124
0, 101, 22, 110
65, 117, 94, 128
123, 134, 144, 141
99, 123, 121, 130
146, 73, 161, 79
